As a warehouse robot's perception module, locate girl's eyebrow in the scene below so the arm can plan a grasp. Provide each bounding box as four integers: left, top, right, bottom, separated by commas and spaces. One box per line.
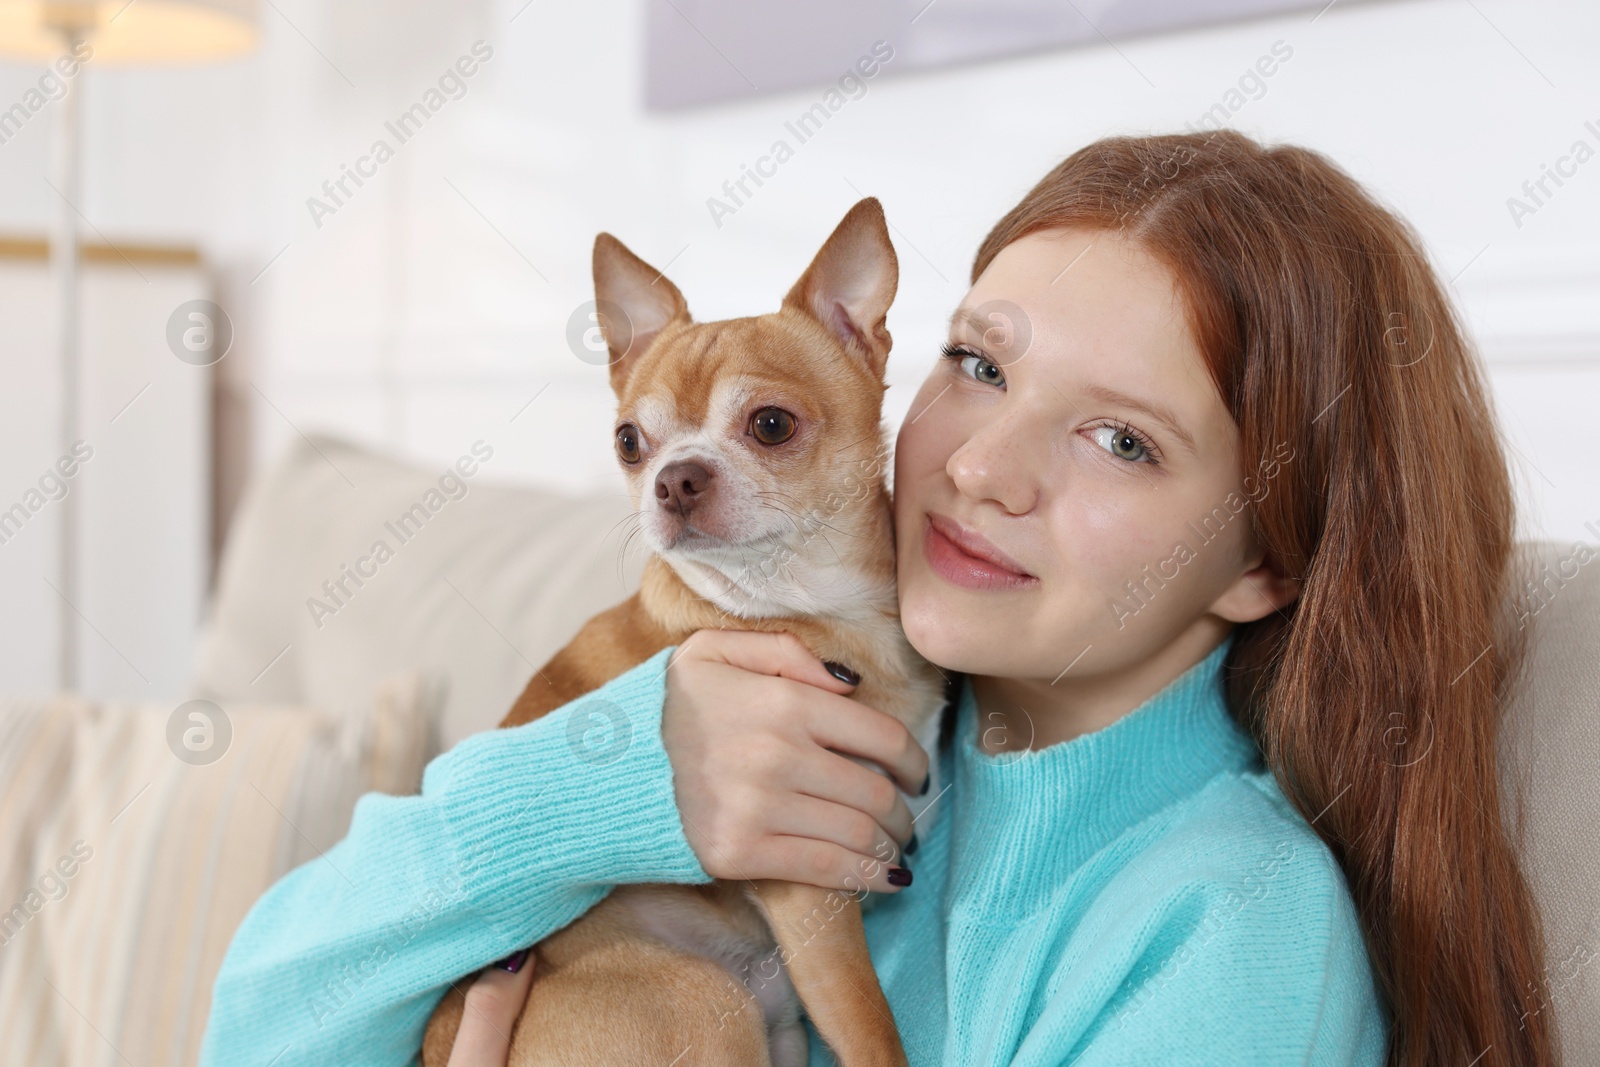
1077, 382, 1199, 457
950, 307, 987, 335
949, 307, 1021, 349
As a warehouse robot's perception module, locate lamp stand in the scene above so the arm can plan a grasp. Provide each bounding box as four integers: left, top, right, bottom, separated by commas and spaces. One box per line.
49, 22, 86, 692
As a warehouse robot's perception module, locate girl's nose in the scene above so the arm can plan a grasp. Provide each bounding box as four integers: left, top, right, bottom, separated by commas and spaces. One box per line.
946, 410, 1040, 516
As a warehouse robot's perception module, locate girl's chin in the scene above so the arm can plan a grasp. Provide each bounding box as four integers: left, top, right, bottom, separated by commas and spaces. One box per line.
899, 592, 1007, 676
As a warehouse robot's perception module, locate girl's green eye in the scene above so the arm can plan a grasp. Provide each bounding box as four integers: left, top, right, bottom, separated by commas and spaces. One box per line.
1089, 422, 1160, 465
941, 342, 1004, 388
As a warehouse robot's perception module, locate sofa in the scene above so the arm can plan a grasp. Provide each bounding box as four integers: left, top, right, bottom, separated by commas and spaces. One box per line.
2, 433, 1594, 1063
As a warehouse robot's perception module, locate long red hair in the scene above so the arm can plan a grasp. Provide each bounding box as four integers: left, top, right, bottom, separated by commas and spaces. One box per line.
971, 130, 1555, 1066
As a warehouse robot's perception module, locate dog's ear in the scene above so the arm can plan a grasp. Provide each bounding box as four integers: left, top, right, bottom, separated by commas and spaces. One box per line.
781, 197, 899, 379
593, 233, 690, 391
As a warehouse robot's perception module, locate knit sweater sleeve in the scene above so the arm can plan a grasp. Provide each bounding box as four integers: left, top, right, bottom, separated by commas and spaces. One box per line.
198, 646, 710, 1067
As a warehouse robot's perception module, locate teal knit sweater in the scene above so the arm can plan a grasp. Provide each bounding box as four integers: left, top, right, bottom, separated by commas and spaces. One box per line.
200, 631, 1391, 1065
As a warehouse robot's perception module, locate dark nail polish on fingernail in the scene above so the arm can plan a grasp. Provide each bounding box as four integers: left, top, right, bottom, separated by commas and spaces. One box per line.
918, 772, 930, 796
887, 866, 913, 887
823, 661, 861, 686
494, 948, 530, 973
905, 833, 918, 856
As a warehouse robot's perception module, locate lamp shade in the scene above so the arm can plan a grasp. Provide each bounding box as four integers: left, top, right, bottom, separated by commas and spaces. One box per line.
0, 0, 257, 63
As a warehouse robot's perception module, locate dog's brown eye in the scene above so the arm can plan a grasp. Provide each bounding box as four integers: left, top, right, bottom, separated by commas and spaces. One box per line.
749, 407, 796, 445
616, 424, 642, 464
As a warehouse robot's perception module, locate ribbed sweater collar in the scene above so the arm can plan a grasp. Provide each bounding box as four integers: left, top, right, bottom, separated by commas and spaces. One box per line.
946, 630, 1261, 919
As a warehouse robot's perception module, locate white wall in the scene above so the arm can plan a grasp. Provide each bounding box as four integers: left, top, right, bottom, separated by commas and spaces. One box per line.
1, 0, 1597, 696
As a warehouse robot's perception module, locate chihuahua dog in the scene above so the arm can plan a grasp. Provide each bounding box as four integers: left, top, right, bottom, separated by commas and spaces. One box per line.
421, 198, 946, 1067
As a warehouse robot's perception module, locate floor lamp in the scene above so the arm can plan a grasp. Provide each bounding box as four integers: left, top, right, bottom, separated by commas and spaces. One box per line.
0, 0, 257, 691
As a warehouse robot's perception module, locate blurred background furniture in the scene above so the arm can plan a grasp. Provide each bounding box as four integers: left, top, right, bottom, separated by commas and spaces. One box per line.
0, 239, 213, 700
187, 434, 645, 752
1495, 542, 1600, 1061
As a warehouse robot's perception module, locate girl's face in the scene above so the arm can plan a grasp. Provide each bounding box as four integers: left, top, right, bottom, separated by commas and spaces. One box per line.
893, 227, 1299, 694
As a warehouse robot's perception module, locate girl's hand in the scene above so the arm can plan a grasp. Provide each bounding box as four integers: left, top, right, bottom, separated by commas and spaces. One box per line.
446, 949, 536, 1067
661, 630, 928, 894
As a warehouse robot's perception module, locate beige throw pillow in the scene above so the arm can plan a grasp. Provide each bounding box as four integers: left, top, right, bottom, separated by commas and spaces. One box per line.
0, 675, 429, 1065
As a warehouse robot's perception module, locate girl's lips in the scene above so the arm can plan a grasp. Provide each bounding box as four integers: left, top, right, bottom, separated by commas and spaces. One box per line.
923, 513, 1038, 591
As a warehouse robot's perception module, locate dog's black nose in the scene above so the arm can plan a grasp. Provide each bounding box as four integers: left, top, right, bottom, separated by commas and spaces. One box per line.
655, 461, 712, 516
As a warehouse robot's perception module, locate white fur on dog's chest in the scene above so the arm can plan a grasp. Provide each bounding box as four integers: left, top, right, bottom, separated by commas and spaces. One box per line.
674, 551, 897, 626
